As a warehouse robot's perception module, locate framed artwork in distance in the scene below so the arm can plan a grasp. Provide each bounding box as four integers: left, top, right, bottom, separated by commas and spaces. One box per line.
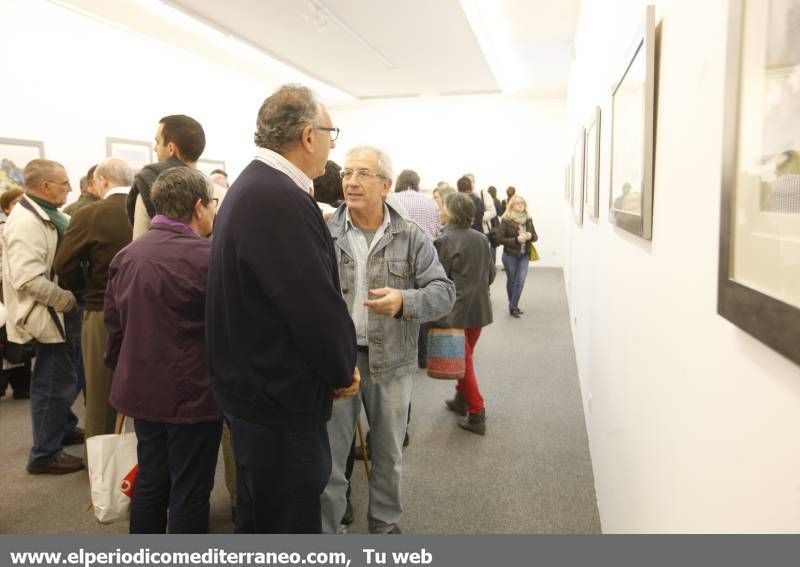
608, 5, 657, 239
0, 138, 45, 192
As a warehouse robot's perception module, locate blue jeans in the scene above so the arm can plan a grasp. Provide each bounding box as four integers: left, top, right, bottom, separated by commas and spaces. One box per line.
131, 419, 222, 534
28, 311, 81, 466
502, 250, 530, 312
321, 350, 413, 534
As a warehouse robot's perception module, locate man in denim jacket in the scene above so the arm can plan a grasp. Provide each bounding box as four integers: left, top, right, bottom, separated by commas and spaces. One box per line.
321, 146, 455, 534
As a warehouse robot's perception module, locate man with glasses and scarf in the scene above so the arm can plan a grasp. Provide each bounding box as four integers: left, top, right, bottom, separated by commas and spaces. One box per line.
3, 159, 84, 475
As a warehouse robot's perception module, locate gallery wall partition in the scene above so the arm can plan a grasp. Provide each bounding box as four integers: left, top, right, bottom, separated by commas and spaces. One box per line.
563, 0, 800, 532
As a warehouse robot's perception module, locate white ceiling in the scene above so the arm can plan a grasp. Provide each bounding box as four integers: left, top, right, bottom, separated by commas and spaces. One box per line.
57, 0, 581, 100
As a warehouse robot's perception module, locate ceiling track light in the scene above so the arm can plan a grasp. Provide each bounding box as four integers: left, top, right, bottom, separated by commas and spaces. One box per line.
306, 0, 397, 71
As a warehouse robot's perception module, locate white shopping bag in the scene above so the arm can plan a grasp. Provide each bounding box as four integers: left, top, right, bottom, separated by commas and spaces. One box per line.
86, 417, 138, 524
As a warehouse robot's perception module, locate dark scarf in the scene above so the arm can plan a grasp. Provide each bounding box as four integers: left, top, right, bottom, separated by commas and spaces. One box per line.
26, 193, 69, 236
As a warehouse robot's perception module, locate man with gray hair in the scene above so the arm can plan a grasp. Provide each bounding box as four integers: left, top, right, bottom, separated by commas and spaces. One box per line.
321, 145, 455, 534
105, 167, 220, 533
55, 157, 134, 442
3, 159, 83, 474
207, 84, 358, 533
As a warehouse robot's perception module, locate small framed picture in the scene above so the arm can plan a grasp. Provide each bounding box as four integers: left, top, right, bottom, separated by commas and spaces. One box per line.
572, 128, 586, 226
608, 5, 657, 239
0, 138, 45, 192
564, 164, 571, 203
197, 159, 226, 176
717, 0, 800, 365
106, 138, 153, 172
584, 107, 601, 221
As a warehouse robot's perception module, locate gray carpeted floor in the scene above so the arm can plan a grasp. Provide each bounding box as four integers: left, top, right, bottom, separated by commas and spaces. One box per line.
0, 267, 600, 534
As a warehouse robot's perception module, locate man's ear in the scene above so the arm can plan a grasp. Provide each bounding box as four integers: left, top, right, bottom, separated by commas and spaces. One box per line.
194, 198, 205, 220
167, 142, 179, 158
300, 124, 315, 152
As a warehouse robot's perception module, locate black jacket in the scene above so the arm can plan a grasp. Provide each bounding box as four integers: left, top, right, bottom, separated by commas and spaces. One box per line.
494, 217, 538, 255
125, 156, 187, 224
433, 225, 494, 329
469, 193, 486, 232
206, 160, 356, 430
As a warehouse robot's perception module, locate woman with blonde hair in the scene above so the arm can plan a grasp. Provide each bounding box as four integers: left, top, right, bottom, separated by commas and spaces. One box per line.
494, 195, 537, 318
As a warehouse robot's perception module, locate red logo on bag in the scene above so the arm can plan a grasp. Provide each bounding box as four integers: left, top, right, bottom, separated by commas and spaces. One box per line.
120, 464, 139, 498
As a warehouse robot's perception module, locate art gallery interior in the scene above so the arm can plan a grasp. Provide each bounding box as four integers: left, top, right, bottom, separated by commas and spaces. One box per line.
1, 0, 799, 533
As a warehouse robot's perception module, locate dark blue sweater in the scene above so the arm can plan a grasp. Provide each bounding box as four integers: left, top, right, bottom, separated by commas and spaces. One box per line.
207, 159, 356, 430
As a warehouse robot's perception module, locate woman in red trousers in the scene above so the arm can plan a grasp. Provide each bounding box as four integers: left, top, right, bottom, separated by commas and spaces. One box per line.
432, 192, 495, 435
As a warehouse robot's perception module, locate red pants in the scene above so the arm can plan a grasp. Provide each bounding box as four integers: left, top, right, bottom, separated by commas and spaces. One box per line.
455, 327, 484, 414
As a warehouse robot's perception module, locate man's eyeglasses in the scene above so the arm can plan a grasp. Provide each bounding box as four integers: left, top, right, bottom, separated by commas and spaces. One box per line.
44, 179, 71, 187
316, 126, 340, 142
339, 169, 385, 181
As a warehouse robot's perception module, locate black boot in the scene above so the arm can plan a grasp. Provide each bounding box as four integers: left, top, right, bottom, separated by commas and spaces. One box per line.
444, 392, 467, 416
458, 409, 486, 436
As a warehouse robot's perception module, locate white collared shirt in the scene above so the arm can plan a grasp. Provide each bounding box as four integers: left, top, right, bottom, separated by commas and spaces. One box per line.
254, 147, 314, 195
104, 186, 131, 199
345, 203, 392, 346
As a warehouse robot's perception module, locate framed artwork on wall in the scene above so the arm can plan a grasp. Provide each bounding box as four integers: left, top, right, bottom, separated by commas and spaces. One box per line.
0, 138, 45, 192
608, 4, 657, 239
197, 159, 226, 176
106, 138, 153, 172
564, 164, 571, 203
572, 128, 585, 226
717, 0, 800, 366
584, 107, 601, 221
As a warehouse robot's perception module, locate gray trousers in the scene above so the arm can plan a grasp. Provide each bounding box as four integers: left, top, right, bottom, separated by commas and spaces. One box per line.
321, 351, 412, 533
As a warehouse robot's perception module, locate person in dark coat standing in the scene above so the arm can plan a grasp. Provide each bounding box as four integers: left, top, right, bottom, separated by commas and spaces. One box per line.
433, 192, 495, 435
206, 84, 358, 534
105, 168, 220, 533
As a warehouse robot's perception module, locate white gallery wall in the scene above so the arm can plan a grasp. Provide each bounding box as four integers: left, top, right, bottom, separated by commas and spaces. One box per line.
564, 0, 800, 531
330, 96, 568, 267
1, 0, 271, 194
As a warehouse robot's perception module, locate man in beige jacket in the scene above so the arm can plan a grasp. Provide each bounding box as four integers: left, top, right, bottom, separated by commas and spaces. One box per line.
3, 159, 84, 475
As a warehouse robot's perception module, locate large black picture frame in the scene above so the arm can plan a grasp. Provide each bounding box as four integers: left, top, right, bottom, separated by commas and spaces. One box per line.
717, 0, 800, 366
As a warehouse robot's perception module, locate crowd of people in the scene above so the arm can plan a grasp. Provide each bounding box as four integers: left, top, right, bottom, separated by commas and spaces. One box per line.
0, 83, 539, 534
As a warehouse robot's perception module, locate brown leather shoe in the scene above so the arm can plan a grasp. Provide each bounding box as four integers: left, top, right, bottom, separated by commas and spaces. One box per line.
27, 453, 85, 475
63, 428, 85, 446
458, 409, 486, 436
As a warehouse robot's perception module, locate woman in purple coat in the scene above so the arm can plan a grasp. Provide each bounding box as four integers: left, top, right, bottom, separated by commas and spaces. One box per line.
104, 168, 220, 534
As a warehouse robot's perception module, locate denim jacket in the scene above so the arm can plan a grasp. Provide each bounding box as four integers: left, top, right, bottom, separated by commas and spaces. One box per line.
328, 202, 455, 381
